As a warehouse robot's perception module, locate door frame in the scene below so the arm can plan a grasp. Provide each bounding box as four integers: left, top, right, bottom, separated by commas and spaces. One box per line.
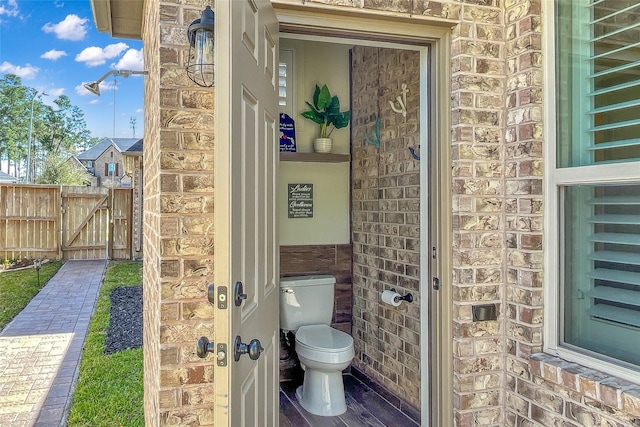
273, 4, 454, 425
215, 2, 454, 425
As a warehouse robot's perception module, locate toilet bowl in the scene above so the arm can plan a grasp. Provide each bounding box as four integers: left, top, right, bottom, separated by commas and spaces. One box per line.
294, 324, 354, 416
279, 275, 355, 416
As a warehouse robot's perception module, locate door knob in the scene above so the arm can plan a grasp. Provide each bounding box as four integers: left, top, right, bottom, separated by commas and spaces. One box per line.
233, 281, 247, 306
196, 336, 215, 359
234, 335, 263, 361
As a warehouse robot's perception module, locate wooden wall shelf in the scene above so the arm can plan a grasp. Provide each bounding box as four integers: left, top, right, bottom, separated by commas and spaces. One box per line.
279, 152, 350, 163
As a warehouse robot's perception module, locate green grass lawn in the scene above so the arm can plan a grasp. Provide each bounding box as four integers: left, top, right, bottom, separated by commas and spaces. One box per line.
67, 261, 144, 427
0, 261, 63, 330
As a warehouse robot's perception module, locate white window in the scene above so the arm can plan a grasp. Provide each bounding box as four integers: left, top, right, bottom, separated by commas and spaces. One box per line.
279, 48, 294, 118
546, 0, 640, 380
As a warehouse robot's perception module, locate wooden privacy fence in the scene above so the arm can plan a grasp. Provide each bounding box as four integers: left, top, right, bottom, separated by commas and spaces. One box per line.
0, 184, 133, 260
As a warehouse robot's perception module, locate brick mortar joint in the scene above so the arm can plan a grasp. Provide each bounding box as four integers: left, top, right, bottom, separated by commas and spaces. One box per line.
529, 353, 640, 410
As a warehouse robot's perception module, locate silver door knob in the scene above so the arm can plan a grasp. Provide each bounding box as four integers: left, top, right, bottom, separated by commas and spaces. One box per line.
234, 335, 263, 361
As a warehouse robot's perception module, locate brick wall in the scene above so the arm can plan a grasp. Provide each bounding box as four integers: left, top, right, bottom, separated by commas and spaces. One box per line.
131, 157, 143, 256
138, 0, 640, 425
351, 45, 422, 410
143, 0, 216, 425
142, 0, 161, 424
449, 1, 506, 425
95, 146, 124, 187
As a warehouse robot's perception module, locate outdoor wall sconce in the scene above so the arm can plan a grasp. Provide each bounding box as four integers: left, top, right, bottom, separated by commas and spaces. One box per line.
186, 6, 215, 87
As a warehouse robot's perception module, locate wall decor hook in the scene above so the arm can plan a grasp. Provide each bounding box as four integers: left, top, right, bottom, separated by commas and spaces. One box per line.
408, 145, 420, 160
389, 83, 409, 122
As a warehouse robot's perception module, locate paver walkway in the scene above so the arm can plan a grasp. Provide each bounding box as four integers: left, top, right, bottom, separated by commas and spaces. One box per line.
0, 260, 107, 427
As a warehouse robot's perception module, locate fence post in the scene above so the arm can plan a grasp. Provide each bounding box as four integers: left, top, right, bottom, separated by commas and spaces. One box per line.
58, 185, 63, 260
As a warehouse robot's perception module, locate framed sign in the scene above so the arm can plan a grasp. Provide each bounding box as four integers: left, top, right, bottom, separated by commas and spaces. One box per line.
288, 183, 313, 218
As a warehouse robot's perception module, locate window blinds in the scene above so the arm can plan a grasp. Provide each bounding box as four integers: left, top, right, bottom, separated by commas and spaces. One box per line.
588, 1, 640, 162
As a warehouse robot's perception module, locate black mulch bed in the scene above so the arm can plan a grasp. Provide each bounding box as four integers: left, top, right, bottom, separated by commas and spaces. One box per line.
105, 286, 143, 354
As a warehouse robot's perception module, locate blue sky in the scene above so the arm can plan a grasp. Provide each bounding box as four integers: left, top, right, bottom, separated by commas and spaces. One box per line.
0, 0, 144, 139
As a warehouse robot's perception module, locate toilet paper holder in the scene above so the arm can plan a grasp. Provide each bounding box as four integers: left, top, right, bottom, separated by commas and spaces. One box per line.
390, 288, 413, 304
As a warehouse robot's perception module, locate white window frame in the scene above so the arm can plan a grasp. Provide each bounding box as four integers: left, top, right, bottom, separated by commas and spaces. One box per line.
543, 0, 640, 383
279, 48, 294, 118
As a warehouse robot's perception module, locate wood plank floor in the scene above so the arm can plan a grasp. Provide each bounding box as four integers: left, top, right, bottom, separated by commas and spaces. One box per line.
279, 374, 420, 427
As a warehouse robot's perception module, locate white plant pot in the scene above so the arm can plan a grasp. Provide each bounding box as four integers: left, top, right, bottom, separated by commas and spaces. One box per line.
313, 138, 333, 153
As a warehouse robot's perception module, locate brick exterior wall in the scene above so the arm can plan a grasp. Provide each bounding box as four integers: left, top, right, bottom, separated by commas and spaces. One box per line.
143, 0, 216, 425
143, 0, 161, 424
449, 1, 506, 425
130, 156, 143, 257
91, 146, 125, 187
351, 45, 422, 410
139, 0, 640, 425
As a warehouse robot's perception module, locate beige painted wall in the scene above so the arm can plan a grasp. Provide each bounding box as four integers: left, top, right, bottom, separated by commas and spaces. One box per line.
278, 39, 351, 245
281, 39, 351, 153
279, 162, 349, 245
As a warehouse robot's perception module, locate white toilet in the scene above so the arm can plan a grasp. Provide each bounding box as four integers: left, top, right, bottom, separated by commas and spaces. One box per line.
280, 275, 355, 416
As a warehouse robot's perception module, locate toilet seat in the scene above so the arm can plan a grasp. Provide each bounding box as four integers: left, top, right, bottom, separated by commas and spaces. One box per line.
295, 325, 353, 353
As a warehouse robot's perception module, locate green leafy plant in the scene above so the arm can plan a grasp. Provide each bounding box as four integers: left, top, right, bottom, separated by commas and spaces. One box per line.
301, 84, 351, 138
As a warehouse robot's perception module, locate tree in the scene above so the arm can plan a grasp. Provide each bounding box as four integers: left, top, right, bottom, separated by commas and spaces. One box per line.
0, 74, 32, 175
39, 95, 95, 155
36, 154, 89, 186
0, 74, 96, 180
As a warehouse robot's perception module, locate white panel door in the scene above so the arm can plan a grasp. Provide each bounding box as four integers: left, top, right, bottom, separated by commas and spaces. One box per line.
214, 0, 279, 425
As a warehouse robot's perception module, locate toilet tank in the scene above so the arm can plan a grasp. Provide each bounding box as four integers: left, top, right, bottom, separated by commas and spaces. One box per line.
279, 275, 336, 331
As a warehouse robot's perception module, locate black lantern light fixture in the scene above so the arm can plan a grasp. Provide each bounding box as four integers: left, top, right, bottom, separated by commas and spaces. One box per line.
186, 6, 215, 87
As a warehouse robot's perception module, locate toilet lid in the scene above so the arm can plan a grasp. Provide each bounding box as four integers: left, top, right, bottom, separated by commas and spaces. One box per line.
295, 325, 353, 353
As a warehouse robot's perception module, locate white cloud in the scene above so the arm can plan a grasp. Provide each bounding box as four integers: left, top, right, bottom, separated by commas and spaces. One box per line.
136, 109, 143, 113
112, 48, 144, 71
89, 99, 99, 104
42, 14, 88, 41
75, 79, 116, 96
48, 88, 65, 97
0, 61, 39, 79
75, 43, 129, 67
41, 49, 67, 61
0, 0, 19, 17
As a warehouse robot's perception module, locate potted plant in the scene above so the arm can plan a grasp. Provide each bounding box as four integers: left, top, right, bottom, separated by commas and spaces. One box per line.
301, 84, 351, 153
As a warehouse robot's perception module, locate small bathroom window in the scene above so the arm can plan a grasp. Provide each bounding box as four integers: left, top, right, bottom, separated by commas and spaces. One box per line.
279, 49, 294, 118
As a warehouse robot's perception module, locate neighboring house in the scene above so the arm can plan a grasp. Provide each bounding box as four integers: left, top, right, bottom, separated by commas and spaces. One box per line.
76, 137, 141, 187
66, 156, 96, 186
75, 137, 144, 258
90, 1, 640, 427
0, 171, 17, 183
